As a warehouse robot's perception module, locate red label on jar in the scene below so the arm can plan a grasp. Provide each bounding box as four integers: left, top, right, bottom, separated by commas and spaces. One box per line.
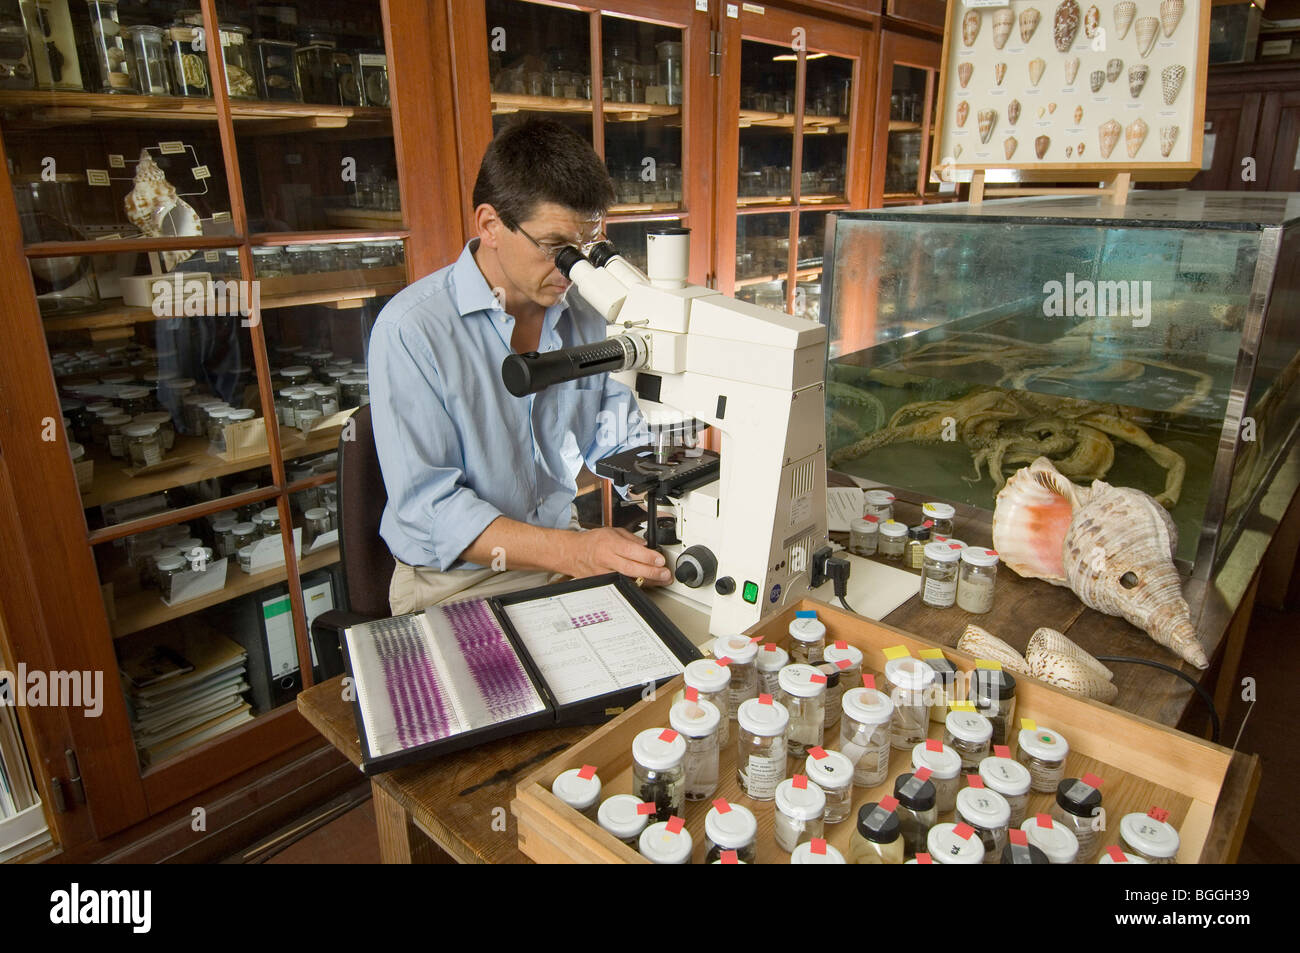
914, 767, 933, 782
1036, 813, 1054, 828
808, 747, 828, 760
636, 802, 656, 815
1009, 829, 1028, 846
792, 774, 808, 790
665, 816, 685, 834
577, 764, 597, 780
835, 640, 848, 650
721, 849, 738, 864
880, 795, 899, 812
810, 673, 827, 685
1106, 845, 1128, 862
862, 674, 877, 690
658, 729, 678, 743
954, 822, 975, 840
1148, 806, 1170, 823
926, 739, 944, 752
994, 744, 1011, 759
716, 657, 732, 666
967, 775, 984, 788
759, 693, 773, 705
916, 852, 933, 864
1082, 772, 1105, 789
712, 798, 731, 814
810, 838, 827, 855
836, 659, 852, 670
684, 687, 699, 702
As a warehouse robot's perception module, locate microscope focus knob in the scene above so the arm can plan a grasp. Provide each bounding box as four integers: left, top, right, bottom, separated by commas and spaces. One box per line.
714, 576, 736, 596
674, 546, 717, 589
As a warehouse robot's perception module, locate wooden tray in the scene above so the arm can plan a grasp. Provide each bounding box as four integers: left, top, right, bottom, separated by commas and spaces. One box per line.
512, 599, 1260, 864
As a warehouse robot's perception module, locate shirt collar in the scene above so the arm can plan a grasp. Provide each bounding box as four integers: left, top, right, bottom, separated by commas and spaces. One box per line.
452, 240, 570, 351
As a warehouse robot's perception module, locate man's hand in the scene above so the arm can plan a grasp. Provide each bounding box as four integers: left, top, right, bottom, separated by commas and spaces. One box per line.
560, 527, 673, 585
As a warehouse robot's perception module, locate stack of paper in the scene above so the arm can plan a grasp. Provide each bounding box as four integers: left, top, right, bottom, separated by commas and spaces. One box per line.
118, 631, 254, 766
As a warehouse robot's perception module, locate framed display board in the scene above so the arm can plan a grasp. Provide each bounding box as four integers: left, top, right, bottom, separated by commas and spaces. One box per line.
932, 0, 1211, 180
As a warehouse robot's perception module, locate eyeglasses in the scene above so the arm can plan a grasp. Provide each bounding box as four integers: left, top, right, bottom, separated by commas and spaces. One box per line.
515, 222, 605, 261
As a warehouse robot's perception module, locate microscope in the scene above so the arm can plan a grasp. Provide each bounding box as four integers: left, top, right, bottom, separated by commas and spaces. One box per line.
502, 228, 830, 636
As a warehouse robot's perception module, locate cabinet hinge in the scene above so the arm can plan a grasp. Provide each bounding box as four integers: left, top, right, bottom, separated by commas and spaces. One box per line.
709, 30, 721, 77
64, 748, 86, 805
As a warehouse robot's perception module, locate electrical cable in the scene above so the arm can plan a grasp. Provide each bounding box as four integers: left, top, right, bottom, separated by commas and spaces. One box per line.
1095, 655, 1220, 743
838, 595, 857, 614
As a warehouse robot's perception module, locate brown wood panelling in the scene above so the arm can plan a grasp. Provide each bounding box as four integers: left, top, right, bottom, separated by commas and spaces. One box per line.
885, 0, 945, 31
447, 0, 495, 239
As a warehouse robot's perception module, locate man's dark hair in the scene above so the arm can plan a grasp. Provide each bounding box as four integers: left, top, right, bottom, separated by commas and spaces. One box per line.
472, 117, 615, 229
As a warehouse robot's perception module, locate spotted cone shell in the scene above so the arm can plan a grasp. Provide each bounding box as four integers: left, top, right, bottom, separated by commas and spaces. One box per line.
1029, 57, 1047, 87
993, 9, 1015, 49
1090, 70, 1105, 93
1126, 116, 1148, 157
963, 9, 981, 46
1160, 124, 1178, 158
1099, 118, 1121, 158
1085, 4, 1100, 37
993, 458, 1209, 669
1055, 0, 1081, 51
1114, 0, 1136, 39
1161, 64, 1185, 105
958, 61, 973, 88
1107, 57, 1123, 83
957, 100, 970, 127
1129, 64, 1148, 98
1135, 16, 1159, 57
1064, 56, 1080, 85
1160, 0, 1183, 37
1020, 7, 1042, 43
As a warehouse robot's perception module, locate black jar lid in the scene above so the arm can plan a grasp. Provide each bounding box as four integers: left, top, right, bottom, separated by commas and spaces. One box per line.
908, 523, 932, 541
971, 668, 1017, 702
813, 660, 841, 689
856, 801, 901, 844
892, 771, 937, 812
1000, 842, 1051, 864
1056, 777, 1103, 817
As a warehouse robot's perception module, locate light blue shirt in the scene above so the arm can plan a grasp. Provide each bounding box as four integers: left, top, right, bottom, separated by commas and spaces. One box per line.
368, 241, 649, 571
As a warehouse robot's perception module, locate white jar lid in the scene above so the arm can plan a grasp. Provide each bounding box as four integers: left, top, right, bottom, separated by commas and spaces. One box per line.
303, 507, 329, 520
737, 697, 789, 736
927, 822, 985, 864
116, 386, 150, 399
285, 245, 311, 254
252, 247, 279, 255
1020, 817, 1079, 863
934, 536, 967, 549
632, 727, 686, 770
551, 767, 601, 811
68, 441, 84, 458
911, 741, 962, 779
978, 755, 1031, 796
639, 821, 692, 864
805, 749, 854, 790
775, 777, 826, 820
234, 521, 256, 533
86, 402, 115, 413
788, 616, 826, 643
1119, 812, 1180, 859
669, 698, 721, 738
260, 508, 280, 522
961, 547, 1000, 567
922, 502, 956, 520
712, 634, 757, 664
282, 365, 311, 376
684, 658, 731, 694
176, 538, 203, 551
1018, 726, 1069, 761
864, 490, 896, 505
298, 410, 322, 423
790, 841, 846, 863
227, 408, 255, 420
122, 423, 159, 437
885, 656, 935, 691
103, 413, 132, 426
135, 412, 171, 425
704, 802, 757, 848
850, 517, 878, 533
956, 786, 1010, 828
155, 555, 185, 571
879, 519, 907, 538
309, 384, 334, 395
163, 377, 196, 389
841, 687, 894, 725
212, 518, 237, 531
923, 541, 962, 563
945, 710, 993, 744
1099, 849, 1150, 864
208, 407, 234, 420
823, 642, 863, 668
778, 663, 826, 699
597, 794, 648, 840
101, 373, 133, 384
756, 643, 789, 673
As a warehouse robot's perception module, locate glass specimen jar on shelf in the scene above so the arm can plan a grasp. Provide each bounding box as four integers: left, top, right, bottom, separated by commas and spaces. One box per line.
703, 801, 757, 864
755, 643, 788, 698
849, 515, 879, 555
804, 748, 854, 824
639, 821, 692, 864
788, 612, 826, 664
123, 422, 163, 468
911, 740, 962, 814
848, 801, 905, 865
921, 502, 955, 537
296, 32, 339, 104
978, 752, 1032, 826
943, 709, 993, 771
165, 13, 209, 97
884, 656, 934, 749
232, 521, 257, 552
863, 489, 895, 521
777, 663, 825, 758
774, 777, 825, 853
1020, 815, 1079, 864
550, 767, 601, 820
682, 658, 731, 747
258, 508, 280, 538
906, 523, 932, 570
712, 633, 758, 716
304, 508, 331, 548
955, 785, 1011, 863
736, 696, 788, 800
668, 698, 721, 802
103, 413, 131, 459
970, 668, 1017, 746
86, 1, 137, 93
123, 25, 170, 95
1052, 777, 1104, 863
1118, 812, 1180, 863
839, 686, 893, 787
252, 37, 300, 101
927, 822, 986, 865
218, 24, 256, 100
1017, 725, 1070, 793
878, 520, 907, 559
632, 727, 686, 822
1098, 849, 1149, 864
920, 541, 961, 607
1001, 839, 1052, 864
957, 547, 1000, 613
134, 412, 175, 452
892, 771, 938, 858
597, 794, 648, 848
821, 641, 861, 727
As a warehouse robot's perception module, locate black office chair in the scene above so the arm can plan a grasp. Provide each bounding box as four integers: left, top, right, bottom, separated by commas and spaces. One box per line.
309, 404, 394, 678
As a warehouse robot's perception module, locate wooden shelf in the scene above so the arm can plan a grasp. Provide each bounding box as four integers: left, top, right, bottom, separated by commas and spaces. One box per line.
110, 544, 341, 638
738, 109, 846, 129
734, 267, 822, 289
888, 120, 923, 132
490, 92, 681, 119
737, 194, 794, 207
0, 90, 391, 128
80, 427, 343, 510
608, 201, 682, 215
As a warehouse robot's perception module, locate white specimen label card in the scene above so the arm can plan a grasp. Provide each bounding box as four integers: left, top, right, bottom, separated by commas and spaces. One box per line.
85, 169, 110, 186
108, 154, 125, 168
192, 165, 211, 180
212, 211, 232, 223
158, 141, 186, 154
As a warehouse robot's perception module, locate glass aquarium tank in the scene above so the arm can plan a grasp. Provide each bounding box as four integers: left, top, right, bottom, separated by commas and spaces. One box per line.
821, 192, 1300, 578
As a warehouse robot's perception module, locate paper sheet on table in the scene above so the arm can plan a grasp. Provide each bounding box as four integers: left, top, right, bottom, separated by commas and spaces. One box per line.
808, 548, 920, 620
826, 486, 865, 532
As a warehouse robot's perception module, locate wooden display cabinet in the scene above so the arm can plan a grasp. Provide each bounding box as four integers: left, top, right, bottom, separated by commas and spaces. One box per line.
0, 0, 462, 859
869, 28, 952, 208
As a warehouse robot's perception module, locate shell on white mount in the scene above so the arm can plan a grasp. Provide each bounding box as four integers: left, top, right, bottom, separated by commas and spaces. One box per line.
123, 149, 202, 271
991, 458, 1084, 584
1029, 651, 1120, 702
956, 624, 1032, 675
1027, 627, 1113, 682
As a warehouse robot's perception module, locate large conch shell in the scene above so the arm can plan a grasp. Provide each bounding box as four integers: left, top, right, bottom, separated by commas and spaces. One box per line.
993, 458, 1209, 669
123, 149, 202, 271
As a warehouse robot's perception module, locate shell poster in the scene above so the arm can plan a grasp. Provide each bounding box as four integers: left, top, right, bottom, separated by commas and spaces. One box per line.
933, 0, 1210, 178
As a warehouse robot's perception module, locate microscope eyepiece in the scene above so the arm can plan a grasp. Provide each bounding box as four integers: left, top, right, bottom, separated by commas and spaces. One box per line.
553, 245, 587, 278
587, 241, 618, 269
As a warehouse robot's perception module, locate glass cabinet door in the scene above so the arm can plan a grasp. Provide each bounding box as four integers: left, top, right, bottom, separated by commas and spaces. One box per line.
871, 30, 947, 207
0, 0, 409, 800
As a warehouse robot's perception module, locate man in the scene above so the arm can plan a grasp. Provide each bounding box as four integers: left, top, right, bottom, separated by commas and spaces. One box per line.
369, 117, 672, 615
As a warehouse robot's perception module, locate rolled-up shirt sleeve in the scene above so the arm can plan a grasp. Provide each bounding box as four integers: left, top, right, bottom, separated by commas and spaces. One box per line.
369, 321, 502, 571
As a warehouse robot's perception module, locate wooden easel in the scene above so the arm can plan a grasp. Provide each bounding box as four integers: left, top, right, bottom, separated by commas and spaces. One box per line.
968, 169, 1132, 206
